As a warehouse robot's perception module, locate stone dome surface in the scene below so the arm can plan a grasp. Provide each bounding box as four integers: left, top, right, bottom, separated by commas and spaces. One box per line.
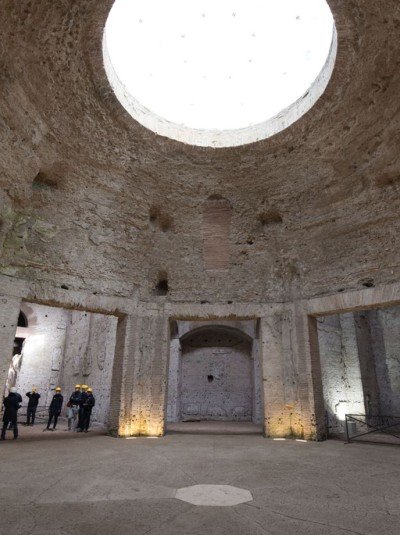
0, 0, 399, 304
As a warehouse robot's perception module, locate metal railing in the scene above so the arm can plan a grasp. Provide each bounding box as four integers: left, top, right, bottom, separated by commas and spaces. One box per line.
345, 414, 400, 444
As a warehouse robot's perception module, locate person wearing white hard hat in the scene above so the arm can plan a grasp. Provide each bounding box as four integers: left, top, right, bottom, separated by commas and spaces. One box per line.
1, 387, 22, 440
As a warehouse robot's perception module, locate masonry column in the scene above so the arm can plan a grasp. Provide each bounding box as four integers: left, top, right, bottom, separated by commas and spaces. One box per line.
0, 295, 22, 399
293, 302, 327, 440
261, 306, 313, 438
261, 300, 328, 440
166, 336, 182, 422
108, 308, 170, 437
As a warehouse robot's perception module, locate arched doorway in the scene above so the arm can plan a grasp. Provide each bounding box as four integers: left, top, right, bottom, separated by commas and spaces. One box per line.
167, 321, 263, 428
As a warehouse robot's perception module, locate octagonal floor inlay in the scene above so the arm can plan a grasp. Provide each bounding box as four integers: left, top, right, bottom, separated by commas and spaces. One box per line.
175, 484, 253, 506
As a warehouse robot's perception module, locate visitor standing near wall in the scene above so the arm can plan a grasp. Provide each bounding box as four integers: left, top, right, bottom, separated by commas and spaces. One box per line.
1, 387, 22, 440
26, 388, 40, 426
45, 387, 63, 431
77, 384, 88, 431
67, 384, 81, 431
80, 388, 95, 433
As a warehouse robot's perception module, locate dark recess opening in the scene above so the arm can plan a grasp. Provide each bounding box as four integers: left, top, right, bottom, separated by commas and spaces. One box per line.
32, 172, 58, 190
259, 210, 283, 226
13, 337, 24, 355
18, 311, 28, 328
207, 375, 214, 383
154, 273, 169, 296
361, 279, 375, 288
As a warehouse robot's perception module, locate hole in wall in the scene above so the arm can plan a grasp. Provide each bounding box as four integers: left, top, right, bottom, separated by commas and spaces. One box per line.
375, 173, 400, 188
259, 210, 283, 226
361, 279, 375, 288
154, 271, 169, 296
32, 172, 58, 190
207, 375, 214, 383
149, 205, 173, 232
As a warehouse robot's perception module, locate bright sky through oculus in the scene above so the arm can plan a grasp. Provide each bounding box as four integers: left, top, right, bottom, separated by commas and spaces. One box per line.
105, 0, 334, 131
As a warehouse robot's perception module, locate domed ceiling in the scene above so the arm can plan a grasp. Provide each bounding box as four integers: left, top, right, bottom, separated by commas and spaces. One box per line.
0, 0, 399, 303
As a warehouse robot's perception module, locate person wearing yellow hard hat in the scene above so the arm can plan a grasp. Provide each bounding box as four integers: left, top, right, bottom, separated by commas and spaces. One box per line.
66, 384, 81, 431
80, 387, 95, 433
45, 387, 63, 431
77, 385, 89, 432
26, 387, 41, 426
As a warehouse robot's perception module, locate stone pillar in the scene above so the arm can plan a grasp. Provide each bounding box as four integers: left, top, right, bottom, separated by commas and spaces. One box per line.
108, 310, 170, 437
260, 302, 330, 440
0, 295, 22, 399
252, 338, 263, 424
166, 337, 182, 422
292, 302, 328, 440
261, 308, 314, 438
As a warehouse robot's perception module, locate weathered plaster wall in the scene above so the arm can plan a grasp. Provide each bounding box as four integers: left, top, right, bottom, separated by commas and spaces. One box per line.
180, 336, 253, 422
317, 305, 400, 435
372, 306, 400, 414
15, 304, 69, 408
12, 303, 118, 424
317, 313, 365, 435
167, 321, 263, 424
60, 310, 118, 424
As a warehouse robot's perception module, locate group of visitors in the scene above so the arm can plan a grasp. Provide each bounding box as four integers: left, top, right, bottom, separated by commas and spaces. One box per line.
1, 384, 96, 441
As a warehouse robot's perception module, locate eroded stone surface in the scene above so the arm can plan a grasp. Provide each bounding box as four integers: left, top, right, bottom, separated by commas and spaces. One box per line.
0, 1, 399, 304
175, 484, 253, 506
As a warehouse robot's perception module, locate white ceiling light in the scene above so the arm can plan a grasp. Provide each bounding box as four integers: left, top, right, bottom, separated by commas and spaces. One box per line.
104, 0, 336, 147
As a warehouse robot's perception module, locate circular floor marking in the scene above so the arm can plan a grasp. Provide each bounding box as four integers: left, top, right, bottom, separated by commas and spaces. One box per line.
175, 484, 253, 506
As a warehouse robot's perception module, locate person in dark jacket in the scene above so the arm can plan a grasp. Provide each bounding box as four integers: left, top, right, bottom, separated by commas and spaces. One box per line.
77, 384, 88, 431
80, 387, 95, 433
1, 387, 22, 440
45, 387, 63, 431
67, 384, 81, 431
26, 388, 41, 425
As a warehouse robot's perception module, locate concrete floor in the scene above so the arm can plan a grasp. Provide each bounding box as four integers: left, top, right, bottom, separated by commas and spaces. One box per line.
1, 432, 400, 535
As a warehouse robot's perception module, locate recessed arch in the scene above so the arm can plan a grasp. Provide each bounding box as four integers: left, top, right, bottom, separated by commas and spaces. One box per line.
180, 324, 253, 345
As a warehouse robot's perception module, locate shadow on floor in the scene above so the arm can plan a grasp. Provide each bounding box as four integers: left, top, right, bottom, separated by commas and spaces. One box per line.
166, 421, 263, 435
1, 419, 107, 443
